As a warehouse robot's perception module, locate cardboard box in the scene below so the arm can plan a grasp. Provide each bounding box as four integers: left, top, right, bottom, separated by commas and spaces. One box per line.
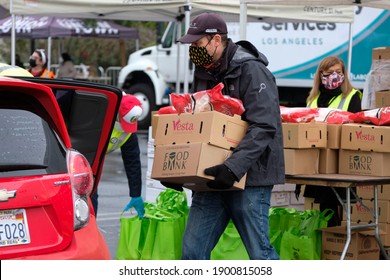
327, 124, 342, 149
151, 142, 246, 191
341, 221, 390, 247
321, 226, 380, 260
319, 148, 338, 174
357, 184, 390, 200
339, 149, 390, 176
349, 199, 390, 224
270, 191, 290, 207
375, 90, 390, 108
151, 111, 159, 139
284, 148, 319, 175
304, 197, 320, 211
341, 123, 390, 153
282, 122, 327, 148
153, 111, 248, 150
372, 46, 390, 60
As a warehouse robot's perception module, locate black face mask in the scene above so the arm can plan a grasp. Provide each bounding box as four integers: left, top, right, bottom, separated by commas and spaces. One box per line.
29, 58, 37, 68
189, 37, 216, 67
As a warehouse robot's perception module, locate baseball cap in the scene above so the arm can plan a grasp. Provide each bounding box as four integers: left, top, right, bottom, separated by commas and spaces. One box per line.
178, 13, 228, 44
119, 94, 143, 133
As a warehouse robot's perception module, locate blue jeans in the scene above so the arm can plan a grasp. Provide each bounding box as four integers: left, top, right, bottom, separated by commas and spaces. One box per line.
182, 186, 279, 260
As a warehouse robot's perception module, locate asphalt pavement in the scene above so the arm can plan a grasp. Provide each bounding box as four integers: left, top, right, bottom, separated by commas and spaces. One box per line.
96, 130, 149, 260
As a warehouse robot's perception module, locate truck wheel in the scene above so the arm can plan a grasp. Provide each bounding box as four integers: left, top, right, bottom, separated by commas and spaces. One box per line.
126, 83, 156, 130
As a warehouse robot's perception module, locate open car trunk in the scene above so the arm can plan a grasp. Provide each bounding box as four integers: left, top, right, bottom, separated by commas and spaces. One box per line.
18, 77, 123, 195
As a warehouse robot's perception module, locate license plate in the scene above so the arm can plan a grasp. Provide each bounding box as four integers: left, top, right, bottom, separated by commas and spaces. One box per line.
0, 209, 31, 247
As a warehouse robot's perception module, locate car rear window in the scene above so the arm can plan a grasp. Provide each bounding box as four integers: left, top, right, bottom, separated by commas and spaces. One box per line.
0, 109, 67, 177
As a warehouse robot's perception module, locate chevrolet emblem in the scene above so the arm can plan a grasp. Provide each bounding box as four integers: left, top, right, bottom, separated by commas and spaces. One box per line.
0, 189, 16, 202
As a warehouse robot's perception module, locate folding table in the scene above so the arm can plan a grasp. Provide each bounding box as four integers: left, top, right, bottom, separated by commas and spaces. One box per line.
285, 173, 390, 260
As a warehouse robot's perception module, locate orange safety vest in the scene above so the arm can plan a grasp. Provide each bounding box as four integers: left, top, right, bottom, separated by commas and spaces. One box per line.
40, 69, 55, 78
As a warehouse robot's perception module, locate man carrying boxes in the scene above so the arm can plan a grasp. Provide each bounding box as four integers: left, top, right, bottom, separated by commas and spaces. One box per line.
152, 12, 285, 260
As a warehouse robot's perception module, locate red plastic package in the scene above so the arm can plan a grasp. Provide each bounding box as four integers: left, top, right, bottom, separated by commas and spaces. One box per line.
158, 106, 178, 114
352, 107, 390, 126
314, 108, 356, 124
169, 83, 244, 116
280, 107, 318, 123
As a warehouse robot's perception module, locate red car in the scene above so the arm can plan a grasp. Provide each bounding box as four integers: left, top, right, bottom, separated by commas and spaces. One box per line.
0, 76, 122, 259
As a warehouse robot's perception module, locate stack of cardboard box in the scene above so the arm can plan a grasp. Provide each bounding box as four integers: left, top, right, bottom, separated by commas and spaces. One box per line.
339, 123, 390, 176
362, 46, 390, 109
282, 122, 327, 175
150, 111, 248, 192
345, 185, 390, 248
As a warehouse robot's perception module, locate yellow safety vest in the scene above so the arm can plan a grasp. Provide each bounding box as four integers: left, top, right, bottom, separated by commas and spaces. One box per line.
106, 124, 132, 153
307, 89, 361, 111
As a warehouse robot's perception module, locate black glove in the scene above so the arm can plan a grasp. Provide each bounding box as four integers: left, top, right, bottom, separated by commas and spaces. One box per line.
295, 184, 302, 201
204, 164, 237, 190
160, 181, 184, 192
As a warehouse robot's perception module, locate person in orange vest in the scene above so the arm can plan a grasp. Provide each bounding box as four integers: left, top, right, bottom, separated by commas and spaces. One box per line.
28, 49, 55, 78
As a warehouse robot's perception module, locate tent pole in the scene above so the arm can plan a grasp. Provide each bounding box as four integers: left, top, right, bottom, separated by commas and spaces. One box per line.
239, 3, 247, 40
347, 22, 353, 80
175, 20, 181, 94
183, 2, 191, 94
11, 13, 15, 66
48, 36, 52, 72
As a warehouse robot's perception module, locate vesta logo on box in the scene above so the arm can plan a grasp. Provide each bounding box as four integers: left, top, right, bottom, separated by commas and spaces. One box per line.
163, 151, 189, 171
172, 120, 194, 131
354, 130, 375, 142
355, 203, 373, 214
348, 155, 372, 171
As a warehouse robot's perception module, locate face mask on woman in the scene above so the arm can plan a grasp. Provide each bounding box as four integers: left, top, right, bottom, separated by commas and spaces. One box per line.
189, 37, 216, 67
29, 58, 37, 68
321, 71, 344, 90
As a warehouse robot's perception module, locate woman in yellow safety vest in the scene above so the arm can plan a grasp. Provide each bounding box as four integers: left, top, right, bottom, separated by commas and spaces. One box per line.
28, 49, 55, 78
301, 56, 362, 227
307, 56, 362, 112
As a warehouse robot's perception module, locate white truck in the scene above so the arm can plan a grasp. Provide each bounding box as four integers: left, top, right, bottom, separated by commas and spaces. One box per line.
117, 7, 390, 129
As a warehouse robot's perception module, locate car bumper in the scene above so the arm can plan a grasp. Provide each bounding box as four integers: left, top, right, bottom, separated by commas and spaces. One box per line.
13, 216, 111, 260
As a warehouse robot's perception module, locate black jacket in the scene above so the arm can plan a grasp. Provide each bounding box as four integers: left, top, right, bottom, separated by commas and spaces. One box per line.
192, 39, 285, 186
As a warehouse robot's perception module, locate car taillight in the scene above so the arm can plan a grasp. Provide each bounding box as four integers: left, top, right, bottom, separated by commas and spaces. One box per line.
67, 149, 94, 230
67, 150, 93, 195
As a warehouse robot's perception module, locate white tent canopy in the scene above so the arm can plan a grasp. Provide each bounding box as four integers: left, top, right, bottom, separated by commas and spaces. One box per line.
1, 0, 356, 22
0, 0, 356, 92
240, 0, 390, 11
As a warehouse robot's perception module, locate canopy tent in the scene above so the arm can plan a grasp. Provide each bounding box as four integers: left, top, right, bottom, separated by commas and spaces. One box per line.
0, 14, 139, 70
0, 15, 139, 39
0, 0, 356, 22
239, 1, 390, 40
0, 0, 356, 92
0, 4, 7, 19
240, 0, 390, 11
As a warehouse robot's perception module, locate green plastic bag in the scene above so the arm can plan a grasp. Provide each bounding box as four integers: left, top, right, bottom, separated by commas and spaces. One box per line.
140, 211, 187, 260
116, 214, 150, 260
279, 209, 334, 260
211, 220, 249, 260
117, 189, 189, 260
279, 229, 318, 260
269, 207, 308, 254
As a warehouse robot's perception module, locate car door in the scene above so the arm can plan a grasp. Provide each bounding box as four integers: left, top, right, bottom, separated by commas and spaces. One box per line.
20, 77, 123, 194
